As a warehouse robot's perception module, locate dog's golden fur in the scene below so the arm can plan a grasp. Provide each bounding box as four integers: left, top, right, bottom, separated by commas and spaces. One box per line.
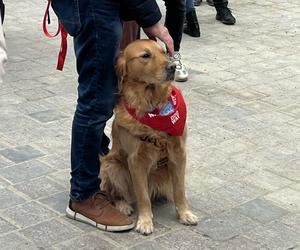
100, 40, 198, 235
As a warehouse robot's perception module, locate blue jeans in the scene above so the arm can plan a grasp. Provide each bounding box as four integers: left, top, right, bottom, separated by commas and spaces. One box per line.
186, 0, 194, 14
70, 0, 123, 201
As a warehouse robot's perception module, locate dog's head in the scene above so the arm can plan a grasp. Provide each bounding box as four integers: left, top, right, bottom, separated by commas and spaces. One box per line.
116, 39, 175, 86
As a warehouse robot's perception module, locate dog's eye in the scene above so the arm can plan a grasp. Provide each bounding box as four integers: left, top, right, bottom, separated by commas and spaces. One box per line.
141, 53, 151, 59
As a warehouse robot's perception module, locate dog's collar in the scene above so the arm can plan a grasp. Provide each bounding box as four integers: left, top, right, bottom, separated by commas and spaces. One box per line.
123, 85, 186, 136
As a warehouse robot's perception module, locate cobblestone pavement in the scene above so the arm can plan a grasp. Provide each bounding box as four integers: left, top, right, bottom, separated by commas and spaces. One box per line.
1, 0, 300, 249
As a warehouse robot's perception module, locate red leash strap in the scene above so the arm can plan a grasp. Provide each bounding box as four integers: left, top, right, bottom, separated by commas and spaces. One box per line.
43, 0, 68, 71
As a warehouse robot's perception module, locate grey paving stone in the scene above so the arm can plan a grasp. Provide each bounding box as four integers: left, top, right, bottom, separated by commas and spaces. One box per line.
0, 177, 9, 189
19, 219, 80, 248
264, 188, 300, 212
2, 125, 50, 148
13, 176, 65, 199
49, 169, 70, 187
152, 203, 205, 229
245, 221, 300, 250
0, 160, 54, 184
129, 240, 168, 250
104, 222, 170, 247
235, 198, 288, 223
39, 191, 69, 215
0, 188, 26, 209
209, 236, 269, 250
0, 233, 38, 250
228, 150, 277, 170
188, 127, 238, 148
0, 93, 27, 106
186, 171, 224, 194
231, 89, 267, 101
279, 104, 300, 118
189, 191, 238, 216
0, 134, 14, 150
0, 155, 13, 168
0, 145, 45, 163
280, 213, 300, 234
156, 229, 213, 250
188, 146, 228, 169
214, 137, 257, 155
211, 181, 266, 204
14, 88, 55, 101
0, 105, 23, 119
56, 232, 118, 250
29, 109, 69, 123
236, 100, 276, 114
291, 183, 300, 192
269, 158, 300, 181
30, 130, 71, 154
241, 170, 294, 192
196, 210, 260, 241
39, 152, 70, 170
0, 217, 17, 234
201, 160, 254, 182
1, 201, 58, 228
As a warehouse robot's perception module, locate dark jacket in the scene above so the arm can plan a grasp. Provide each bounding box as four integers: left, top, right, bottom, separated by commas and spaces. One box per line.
51, 0, 161, 36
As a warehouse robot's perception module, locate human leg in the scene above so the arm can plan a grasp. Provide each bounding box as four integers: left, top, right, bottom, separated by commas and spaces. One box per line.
184, 0, 201, 38
164, 0, 188, 82
67, 0, 134, 231
214, 0, 236, 25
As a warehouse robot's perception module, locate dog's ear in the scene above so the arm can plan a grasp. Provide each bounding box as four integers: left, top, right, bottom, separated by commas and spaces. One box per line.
116, 52, 127, 83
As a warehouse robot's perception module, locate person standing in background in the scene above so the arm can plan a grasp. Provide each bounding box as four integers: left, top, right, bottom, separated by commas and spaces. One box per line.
202, 0, 236, 25
184, 0, 201, 37
163, 0, 189, 82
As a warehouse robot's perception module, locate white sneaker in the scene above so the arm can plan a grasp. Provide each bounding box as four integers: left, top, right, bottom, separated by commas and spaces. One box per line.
172, 52, 188, 82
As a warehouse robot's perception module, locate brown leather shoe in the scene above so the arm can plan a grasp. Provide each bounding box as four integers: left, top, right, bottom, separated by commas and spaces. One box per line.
66, 192, 135, 232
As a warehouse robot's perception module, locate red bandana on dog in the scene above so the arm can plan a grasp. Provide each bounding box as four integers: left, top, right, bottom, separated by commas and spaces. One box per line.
124, 85, 187, 136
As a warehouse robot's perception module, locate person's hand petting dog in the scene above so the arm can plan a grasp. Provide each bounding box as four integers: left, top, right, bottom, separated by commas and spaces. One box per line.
143, 22, 174, 56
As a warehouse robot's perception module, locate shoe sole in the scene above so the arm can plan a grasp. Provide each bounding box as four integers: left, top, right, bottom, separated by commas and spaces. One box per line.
66, 207, 135, 232
175, 77, 188, 82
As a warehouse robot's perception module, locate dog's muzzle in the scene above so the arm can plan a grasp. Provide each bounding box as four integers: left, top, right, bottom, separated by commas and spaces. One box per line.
165, 62, 176, 81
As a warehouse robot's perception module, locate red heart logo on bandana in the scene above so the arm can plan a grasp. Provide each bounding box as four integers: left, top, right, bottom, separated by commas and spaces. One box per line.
124, 85, 187, 136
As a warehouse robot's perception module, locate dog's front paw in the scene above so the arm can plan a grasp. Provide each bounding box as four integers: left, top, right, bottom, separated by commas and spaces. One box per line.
115, 200, 134, 216
135, 216, 154, 235
178, 210, 198, 225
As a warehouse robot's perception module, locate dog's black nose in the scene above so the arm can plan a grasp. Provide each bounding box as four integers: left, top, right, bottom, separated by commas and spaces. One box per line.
166, 62, 176, 73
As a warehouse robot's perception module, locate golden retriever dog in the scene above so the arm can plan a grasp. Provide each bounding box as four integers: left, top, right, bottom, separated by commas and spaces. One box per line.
100, 39, 198, 235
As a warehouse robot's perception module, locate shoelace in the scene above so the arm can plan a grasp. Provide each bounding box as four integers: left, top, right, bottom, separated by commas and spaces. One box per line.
171, 52, 183, 70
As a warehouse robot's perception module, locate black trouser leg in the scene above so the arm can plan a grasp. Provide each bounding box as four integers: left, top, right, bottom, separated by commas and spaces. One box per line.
214, 0, 228, 8
164, 0, 185, 52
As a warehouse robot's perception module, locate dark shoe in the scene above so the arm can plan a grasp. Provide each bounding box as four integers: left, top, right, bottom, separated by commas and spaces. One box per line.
206, 0, 214, 6
183, 10, 201, 37
66, 192, 135, 232
216, 7, 236, 25
194, 0, 202, 6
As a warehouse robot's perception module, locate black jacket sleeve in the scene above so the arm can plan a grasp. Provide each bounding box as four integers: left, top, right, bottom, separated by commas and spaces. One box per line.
120, 0, 162, 28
